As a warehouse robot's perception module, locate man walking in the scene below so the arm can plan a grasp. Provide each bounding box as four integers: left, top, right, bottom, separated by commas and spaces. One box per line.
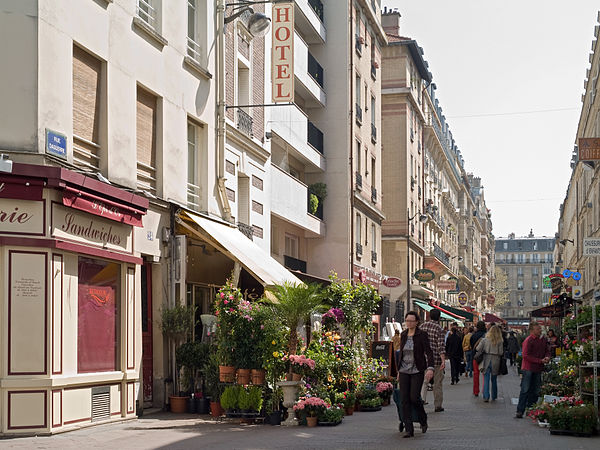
515, 321, 550, 418
462, 326, 474, 377
420, 309, 446, 412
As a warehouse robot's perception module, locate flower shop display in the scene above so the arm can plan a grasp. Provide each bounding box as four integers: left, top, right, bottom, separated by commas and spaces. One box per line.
293, 396, 328, 427
318, 406, 344, 426
343, 391, 356, 415
357, 386, 382, 411
286, 354, 316, 380
322, 307, 345, 331
376, 381, 394, 406
526, 400, 552, 427
546, 396, 598, 436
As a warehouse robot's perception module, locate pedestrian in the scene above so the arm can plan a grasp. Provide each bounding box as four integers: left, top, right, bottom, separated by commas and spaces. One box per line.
462, 326, 474, 377
515, 321, 550, 418
470, 321, 487, 397
473, 324, 504, 402
392, 329, 402, 351
445, 324, 464, 385
546, 329, 559, 358
396, 311, 435, 438
507, 331, 519, 366
420, 309, 446, 412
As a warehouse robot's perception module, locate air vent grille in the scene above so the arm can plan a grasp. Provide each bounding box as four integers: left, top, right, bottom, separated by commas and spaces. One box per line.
91, 386, 110, 422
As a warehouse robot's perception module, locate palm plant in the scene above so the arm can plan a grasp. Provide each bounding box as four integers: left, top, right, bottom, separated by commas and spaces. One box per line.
264, 282, 325, 374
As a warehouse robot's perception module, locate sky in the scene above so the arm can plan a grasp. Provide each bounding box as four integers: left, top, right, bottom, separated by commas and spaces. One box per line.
385, 0, 599, 238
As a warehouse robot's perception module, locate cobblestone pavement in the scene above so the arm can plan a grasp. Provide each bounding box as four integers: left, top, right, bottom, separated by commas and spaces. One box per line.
2, 366, 599, 450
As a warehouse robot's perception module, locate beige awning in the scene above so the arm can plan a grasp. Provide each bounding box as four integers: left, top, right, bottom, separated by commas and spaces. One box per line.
178, 210, 301, 287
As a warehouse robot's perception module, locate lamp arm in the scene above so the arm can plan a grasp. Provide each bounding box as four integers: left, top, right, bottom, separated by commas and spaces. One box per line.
224, 6, 252, 23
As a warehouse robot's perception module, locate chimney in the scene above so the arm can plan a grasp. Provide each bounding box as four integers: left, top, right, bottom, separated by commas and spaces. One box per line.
382, 6, 401, 36
508, 233, 515, 240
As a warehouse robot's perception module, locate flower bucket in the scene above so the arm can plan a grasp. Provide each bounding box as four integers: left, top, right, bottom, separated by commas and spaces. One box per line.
306, 416, 318, 427
169, 396, 188, 414
210, 401, 224, 417
345, 407, 354, 416
237, 368, 251, 385
251, 369, 266, 385
219, 365, 236, 383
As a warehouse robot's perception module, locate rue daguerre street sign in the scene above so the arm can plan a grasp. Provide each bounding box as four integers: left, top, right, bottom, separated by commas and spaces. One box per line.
583, 237, 600, 256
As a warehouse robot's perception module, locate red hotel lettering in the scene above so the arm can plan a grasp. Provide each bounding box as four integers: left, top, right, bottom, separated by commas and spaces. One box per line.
61, 212, 122, 246
0, 206, 32, 224
273, 4, 293, 102
276, 5, 290, 22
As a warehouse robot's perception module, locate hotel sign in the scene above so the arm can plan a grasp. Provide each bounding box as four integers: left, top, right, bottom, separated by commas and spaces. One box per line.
272, 2, 294, 103
578, 138, 600, 161
52, 203, 132, 253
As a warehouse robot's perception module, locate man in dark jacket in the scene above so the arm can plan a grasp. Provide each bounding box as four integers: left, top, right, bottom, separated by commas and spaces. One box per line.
470, 321, 487, 397
445, 325, 464, 384
507, 331, 520, 366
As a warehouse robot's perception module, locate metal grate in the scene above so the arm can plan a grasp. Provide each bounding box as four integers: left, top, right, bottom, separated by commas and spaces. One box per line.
91, 386, 110, 422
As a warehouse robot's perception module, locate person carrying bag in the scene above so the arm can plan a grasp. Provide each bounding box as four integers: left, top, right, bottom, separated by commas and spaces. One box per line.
474, 324, 504, 402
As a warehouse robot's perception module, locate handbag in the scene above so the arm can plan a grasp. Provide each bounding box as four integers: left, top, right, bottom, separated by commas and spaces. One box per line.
499, 357, 508, 375
474, 351, 484, 365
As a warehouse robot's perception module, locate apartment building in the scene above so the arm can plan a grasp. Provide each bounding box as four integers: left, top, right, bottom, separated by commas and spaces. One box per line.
495, 233, 555, 318
556, 12, 600, 304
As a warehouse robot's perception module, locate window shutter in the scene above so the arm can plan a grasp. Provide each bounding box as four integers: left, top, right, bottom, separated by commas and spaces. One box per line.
73, 46, 101, 169
136, 87, 157, 192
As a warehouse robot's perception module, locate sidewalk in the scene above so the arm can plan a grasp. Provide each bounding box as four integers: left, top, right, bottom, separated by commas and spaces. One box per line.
1, 366, 598, 449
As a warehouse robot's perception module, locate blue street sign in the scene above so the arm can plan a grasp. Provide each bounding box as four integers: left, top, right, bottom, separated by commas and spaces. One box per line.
45, 129, 67, 159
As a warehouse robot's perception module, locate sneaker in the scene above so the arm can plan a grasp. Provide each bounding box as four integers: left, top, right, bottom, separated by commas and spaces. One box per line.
515, 412, 523, 419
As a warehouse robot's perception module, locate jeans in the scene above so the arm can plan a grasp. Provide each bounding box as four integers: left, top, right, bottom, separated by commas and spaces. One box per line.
483, 366, 497, 400
516, 370, 542, 414
465, 350, 473, 376
398, 372, 428, 432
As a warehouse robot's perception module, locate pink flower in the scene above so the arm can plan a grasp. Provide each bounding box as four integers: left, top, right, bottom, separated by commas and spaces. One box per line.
224, 299, 229, 304
220, 292, 225, 298
229, 295, 234, 300
260, 325, 264, 329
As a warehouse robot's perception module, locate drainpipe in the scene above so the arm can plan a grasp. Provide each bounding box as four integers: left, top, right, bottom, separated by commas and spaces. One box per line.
216, 0, 232, 221
349, 4, 355, 283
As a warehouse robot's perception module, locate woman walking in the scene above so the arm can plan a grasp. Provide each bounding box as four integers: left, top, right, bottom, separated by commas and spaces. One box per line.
507, 331, 519, 366
474, 324, 504, 402
396, 311, 435, 438
470, 321, 487, 396
445, 325, 464, 384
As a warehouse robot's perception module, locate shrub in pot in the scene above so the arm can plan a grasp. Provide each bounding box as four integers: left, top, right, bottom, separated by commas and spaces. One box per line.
248, 386, 264, 413
238, 387, 252, 413
220, 386, 240, 413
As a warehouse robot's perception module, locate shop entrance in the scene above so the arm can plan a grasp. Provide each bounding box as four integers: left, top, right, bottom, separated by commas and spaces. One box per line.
141, 262, 153, 406
187, 284, 214, 342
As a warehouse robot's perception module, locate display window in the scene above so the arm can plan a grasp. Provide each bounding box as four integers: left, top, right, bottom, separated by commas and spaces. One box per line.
77, 257, 120, 373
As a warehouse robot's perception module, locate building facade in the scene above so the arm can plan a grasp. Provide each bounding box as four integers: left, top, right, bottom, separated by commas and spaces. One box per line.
495, 233, 555, 318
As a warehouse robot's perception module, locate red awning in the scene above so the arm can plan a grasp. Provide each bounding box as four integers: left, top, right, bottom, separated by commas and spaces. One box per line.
484, 313, 505, 323
0, 175, 44, 200
430, 302, 467, 320
62, 187, 144, 227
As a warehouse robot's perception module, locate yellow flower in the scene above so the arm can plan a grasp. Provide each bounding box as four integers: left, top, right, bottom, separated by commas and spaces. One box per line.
273, 351, 279, 357
272, 340, 276, 345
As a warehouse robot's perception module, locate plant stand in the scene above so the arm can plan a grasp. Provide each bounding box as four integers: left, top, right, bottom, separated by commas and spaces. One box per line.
278, 381, 301, 426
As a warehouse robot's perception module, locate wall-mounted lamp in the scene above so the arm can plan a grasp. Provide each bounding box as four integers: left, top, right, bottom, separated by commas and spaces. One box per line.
0, 154, 13, 173
559, 239, 574, 245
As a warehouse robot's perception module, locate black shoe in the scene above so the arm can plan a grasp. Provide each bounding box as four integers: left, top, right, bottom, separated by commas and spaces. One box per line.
515, 412, 523, 419
455, 378, 459, 383
435, 407, 444, 412
403, 431, 414, 438
398, 422, 404, 432
421, 423, 428, 434
450, 381, 454, 385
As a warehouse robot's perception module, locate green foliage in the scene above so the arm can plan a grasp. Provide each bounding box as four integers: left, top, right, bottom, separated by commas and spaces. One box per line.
548, 402, 598, 434
175, 341, 210, 371
161, 304, 195, 342
202, 348, 223, 400
248, 386, 264, 412
220, 386, 241, 410
309, 193, 319, 215
359, 396, 382, 408
318, 407, 343, 423
563, 305, 600, 336
238, 387, 252, 410
343, 391, 356, 408
308, 182, 327, 201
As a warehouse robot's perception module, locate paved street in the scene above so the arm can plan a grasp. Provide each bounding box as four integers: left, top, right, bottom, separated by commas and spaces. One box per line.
1, 366, 598, 450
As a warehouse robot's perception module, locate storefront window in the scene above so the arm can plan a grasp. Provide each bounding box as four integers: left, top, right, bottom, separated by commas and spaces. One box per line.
78, 257, 120, 373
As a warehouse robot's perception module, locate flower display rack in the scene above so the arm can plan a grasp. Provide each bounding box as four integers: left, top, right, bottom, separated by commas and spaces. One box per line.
577, 320, 599, 413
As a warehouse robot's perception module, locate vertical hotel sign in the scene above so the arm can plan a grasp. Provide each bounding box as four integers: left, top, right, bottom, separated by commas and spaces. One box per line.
272, 2, 294, 103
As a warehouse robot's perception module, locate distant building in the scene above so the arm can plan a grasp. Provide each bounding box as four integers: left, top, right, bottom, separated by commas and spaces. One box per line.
495, 232, 555, 318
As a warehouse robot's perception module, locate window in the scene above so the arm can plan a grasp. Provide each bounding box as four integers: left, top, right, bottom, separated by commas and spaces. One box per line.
518, 295, 524, 307
356, 140, 361, 174
517, 253, 524, 263
372, 224, 376, 252
371, 96, 376, 126
284, 233, 298, 259
236, 60, 252, 136
355, 74, 361, 107
356, 213, 362, 244
371, 156, 376, 187
136, 87, 158, 193
532, 266, 539, 275
73, 45, 103, 171
187, 0, 207, 64
238, 175, 250, 225
187, 121, 202, 211
137, 0, 159, 31
78, 257, 120, 373
271, 225, 279, 255
517, 280, 524, 290
517, 267, 523, 275
503, 242, 508, 250
532, 294, 538, 306
532, 279, 538, 290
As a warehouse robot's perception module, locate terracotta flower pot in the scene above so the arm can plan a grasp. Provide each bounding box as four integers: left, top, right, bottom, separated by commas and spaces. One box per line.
291, 372, 302, 382
237, 368, 251, 385
306, 416, 318, 427
210, 401, 224, 417
251, 369, 266, 385
345, 406, 354, 416
169, 396, 188, 414
219, 365, 236, 383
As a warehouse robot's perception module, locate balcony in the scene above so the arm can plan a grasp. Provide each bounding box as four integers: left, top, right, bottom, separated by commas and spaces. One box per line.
371, 186, 377, 203
433, 242, 451, 268
356, 104, 363, 125
270, 103, 325, 171
294, 32, 326, 106
371, 123, 377, 143
284, 255, 307, 273
307, 121, 324, 154
294, 0, 326, 44
237, 109, 253, 137
356, 242, 363, 257
459, 264, 475, 282
355, 172, 362, 190
270, 164, 325, 237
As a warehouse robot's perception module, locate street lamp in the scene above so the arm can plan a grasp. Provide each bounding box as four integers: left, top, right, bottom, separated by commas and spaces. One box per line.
405, 209, 428, 313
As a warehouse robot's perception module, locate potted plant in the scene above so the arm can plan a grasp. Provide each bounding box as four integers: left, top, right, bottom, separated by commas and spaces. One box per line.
293, 396, 328, 427
248, 386, 264, 415
220, 385, 240, 416
161, 303, 195, 413
318, 406, 344, 426
343, 391, 356, 415
238, 387, 252, 414
287, 354, 316, 381
203, 348, 224, 417
214, 282, 242, 382
376, 381, 394, 406
265, 387, 283, 425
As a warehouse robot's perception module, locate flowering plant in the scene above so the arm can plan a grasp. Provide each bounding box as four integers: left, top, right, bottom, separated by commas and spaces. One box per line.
547, 397, 597, 433
287, 354, 316, 376
322, 307, 345, 330
293, 396, 328, 417
526, 401, 552, 422
376, 381, 394, 396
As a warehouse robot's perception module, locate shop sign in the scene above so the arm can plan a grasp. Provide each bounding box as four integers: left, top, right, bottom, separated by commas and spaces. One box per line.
0, 198, 45, 235
458, 292, 468, 306
51, 203, 132, 253
573, 286, 583, 299
543, 276, 551, 289
578, 137, 600, 161
352, 264, 381, 287
0, 177, 43, 201
583, 237, 600, 256
45, 128, 67, 160
383, 277, 401, 288
437, 279, 457, 291
413, 268, 435, 282
63, 190, 143, 227
272, 2, 294, 103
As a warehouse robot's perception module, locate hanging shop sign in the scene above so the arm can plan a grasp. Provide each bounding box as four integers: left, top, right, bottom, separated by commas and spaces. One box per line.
272, 2, 294, 103
458, 291, 468, 306
437, 279, 457, 291
578, 137, 600, 161
583, 237, 600, 256
573, 286, 583, 299
0, 198, 45, 235
562, 269, 582, 281
543, 276, 552, 289
383, 277, 402, 288
548, 273, 565, 294
413, 268, 435, 282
